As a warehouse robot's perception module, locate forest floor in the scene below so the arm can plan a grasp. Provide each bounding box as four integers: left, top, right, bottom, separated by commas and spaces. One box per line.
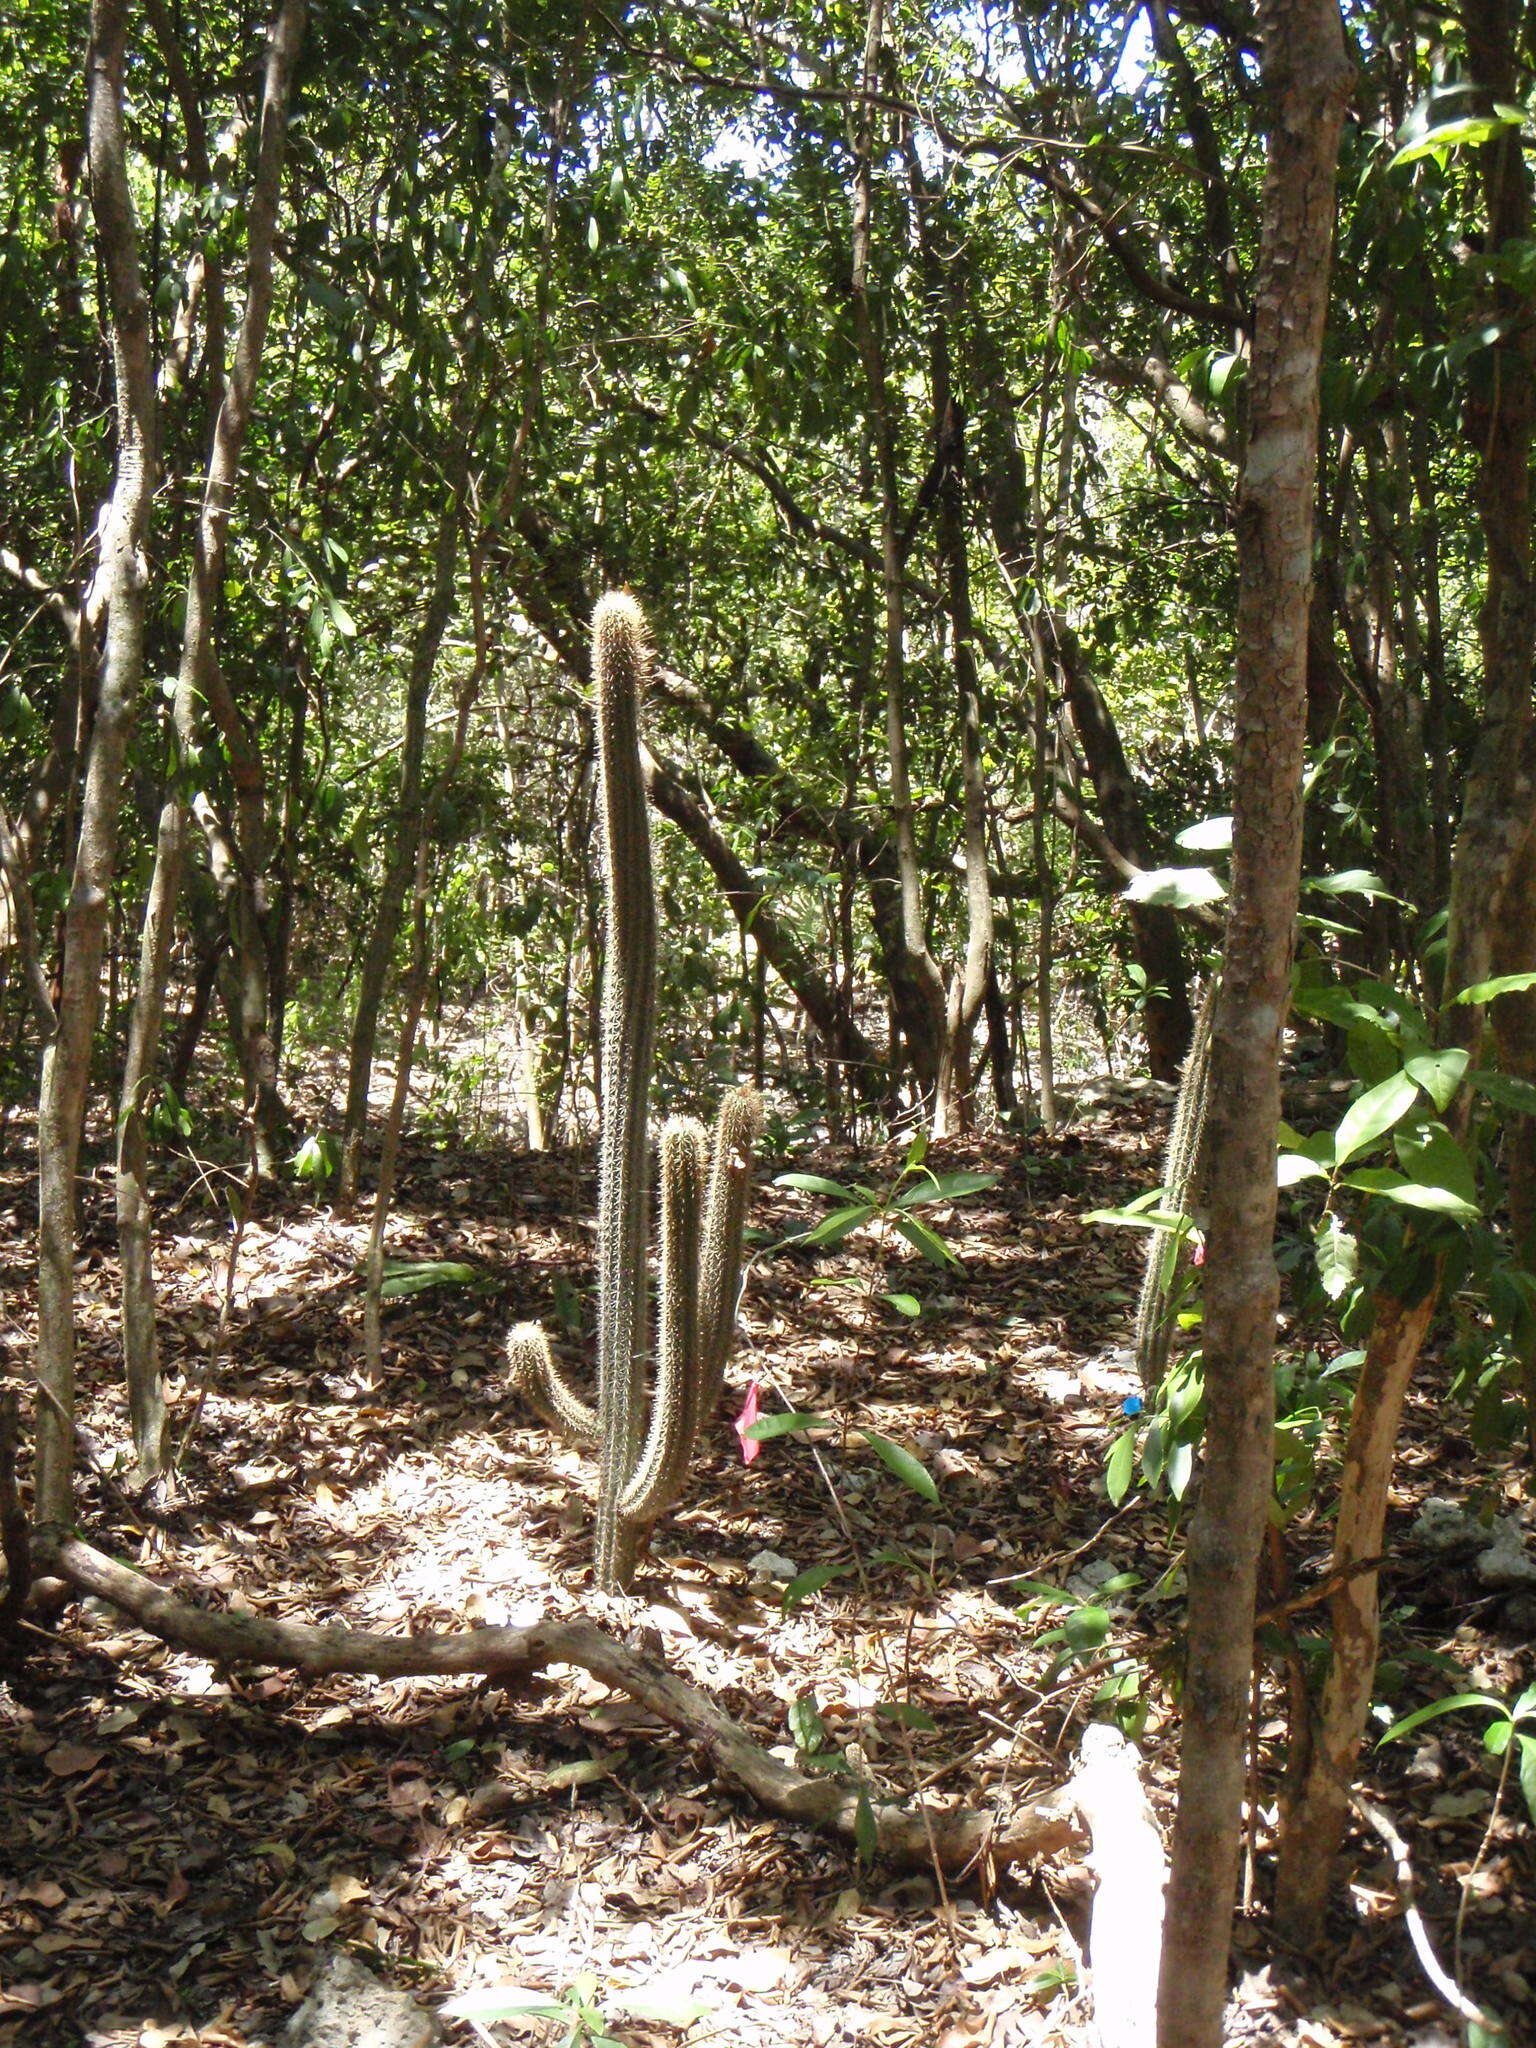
0, 1088, 1532, 2048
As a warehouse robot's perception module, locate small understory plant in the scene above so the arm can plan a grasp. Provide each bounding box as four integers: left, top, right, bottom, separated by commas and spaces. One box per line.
773, 1126, 998, 1319
506, 595, 761, 1592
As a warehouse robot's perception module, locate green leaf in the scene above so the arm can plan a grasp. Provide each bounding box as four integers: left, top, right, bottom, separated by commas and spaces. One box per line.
1395, 1122, 1479, 1208
788, 1695, 827, 1753
1315, 1216, 1359, 1301
876, 1700, 938, 1731
1063, 1604, 1111, 1655
378, 1258, 484, 1297
1471, 1069, 1536, 1115
892, 1212, 960, 1266
860, 1429, 940, 1504
621, 1988, 712, 2027
1174, 815, 1232, 852
854, 1787, 880, 1863
1405, 1047, 1469, 1113
892, 1169, 1000, 1207
1278, 1152, 1330, 1186
904, 1127, 930, 1171
442, 1988, 570, 2022
1306, 867, 1397, 900
1451, 972, 1536, 1005
1391, 109, 1523, 170
782, 1563, 851, 1611
1106, 1428, 1136, 1505
880, 1292, 922, 1318
1377, 1691, 1504, 1744
546, 1756, 609, 1789
774, 1172, 861, 1200
1519, 1734, 1536, 1828
1377, 1180, 1480, 1219
1122, 865, 1226, 909
744, 1411, 829, 1440
1334, 1071, 1421, 1165
796, 1202, 876, 1247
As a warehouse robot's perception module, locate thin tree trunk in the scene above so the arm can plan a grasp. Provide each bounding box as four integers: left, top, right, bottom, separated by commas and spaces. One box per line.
1272, 0, 1536, 1946
911, 179, 994, 1139
35, 0, 159, 1529
338, 445, 470, 1212
1156, 5, 1348, 2042
1272, 1291, 1437, 1938
849, 0, 946, 1111
114, 0, 305, 1479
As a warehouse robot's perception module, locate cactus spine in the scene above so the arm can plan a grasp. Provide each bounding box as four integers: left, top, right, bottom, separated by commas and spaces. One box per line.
507, 593, 761, 1592
1134, 976, 1217, 1390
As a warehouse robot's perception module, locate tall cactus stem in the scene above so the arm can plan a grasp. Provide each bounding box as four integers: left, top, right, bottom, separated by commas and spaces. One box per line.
592, 592, 659, 1591
619, 1117, 706, 1525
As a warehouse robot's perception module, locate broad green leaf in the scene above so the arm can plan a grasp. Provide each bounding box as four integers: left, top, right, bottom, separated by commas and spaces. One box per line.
1378, 1180, 1480, 1218
1395, 1122, 1478, 1207
1405, 1047, 1469, 1113
1123, 865, 1226, 909
860, 1428, 940, 1504
774, 1172, 860, 1200
1085, 1204, 1192, 1232
1378, 1691, 1503, 1744
378, 1259, 483, 1297
892, 1169, 1000, 1207
1106, 1427, 1136, 1505
789, 1695, 827, 1752
1391, 109, 1523, 170
1520, 1734, 1536, 1828
904, 1127, 930, 1171
1334, 1071, 1421, 1165
1315, 1215, 1358, 1301
744, 1411, 829, 1440
796, 1201, 876, 1247
1471, 1069, 1536, 1115
1307, 868, 1397, 900
621, 1987, 712, 2027
1063, 1604, 1111, 1655
442, 1988, 569, 2022
892, 1212, 960, 1266
782, 1563, 851, 1610
1174, 815, 1232, 852
546, 1757, 608, 1789
880, 1292, 922, 1317
1451, 972, 1536, 1005
876, 1700, 938, 1731
1278, 1152, 1330, 1186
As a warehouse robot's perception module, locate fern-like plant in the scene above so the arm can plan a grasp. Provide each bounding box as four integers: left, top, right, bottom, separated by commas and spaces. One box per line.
506, 593, 760, 1591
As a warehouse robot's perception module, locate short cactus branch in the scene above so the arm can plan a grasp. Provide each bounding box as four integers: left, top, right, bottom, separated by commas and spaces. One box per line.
509, 594, 760, 1592
505, 1324, 598, 1447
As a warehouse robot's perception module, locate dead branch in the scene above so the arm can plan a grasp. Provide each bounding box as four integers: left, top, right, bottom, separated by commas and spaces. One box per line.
41, 1533, 1083, 1875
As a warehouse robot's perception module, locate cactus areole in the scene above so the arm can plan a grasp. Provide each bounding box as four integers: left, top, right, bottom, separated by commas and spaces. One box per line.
507, 594, 761, 1592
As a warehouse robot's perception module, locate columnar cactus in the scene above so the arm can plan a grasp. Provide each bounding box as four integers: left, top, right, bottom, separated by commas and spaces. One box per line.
507, 593, 761, 1591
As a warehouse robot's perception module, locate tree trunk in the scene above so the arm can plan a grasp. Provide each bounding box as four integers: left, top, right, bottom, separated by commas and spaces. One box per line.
1156, 5, 1348, 2043
849, 0, 947, 1111
1271, 0, 1536, 1946
1272, 1290, 1437, 1941
35, 0, 160, 1530
115, 0, 305, 1479
1056, 624, 1194, 1079
338, 446, 469, 1212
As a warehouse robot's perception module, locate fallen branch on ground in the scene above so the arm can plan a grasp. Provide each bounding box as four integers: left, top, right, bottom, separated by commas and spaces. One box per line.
39, 1533, 1083, 1874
